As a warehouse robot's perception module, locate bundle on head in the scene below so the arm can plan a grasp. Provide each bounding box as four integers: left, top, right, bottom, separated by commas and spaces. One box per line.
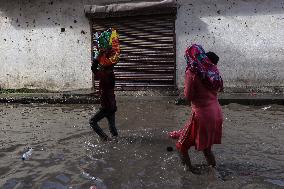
93, 28, 120, 68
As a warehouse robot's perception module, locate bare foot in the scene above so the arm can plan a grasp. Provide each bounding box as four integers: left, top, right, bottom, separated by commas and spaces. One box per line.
183, 165, 202, 175
208, 166, 223, 181
110, 135, 119, 143
97, 136, 110, 142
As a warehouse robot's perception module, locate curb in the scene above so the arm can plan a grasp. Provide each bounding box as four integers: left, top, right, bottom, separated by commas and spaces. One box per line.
175, 93, 284, 106
0, 93, 283, 105
0, 93, 99, 104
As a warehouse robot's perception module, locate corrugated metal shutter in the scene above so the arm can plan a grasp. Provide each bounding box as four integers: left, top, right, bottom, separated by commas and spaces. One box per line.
91, 14, 176, 91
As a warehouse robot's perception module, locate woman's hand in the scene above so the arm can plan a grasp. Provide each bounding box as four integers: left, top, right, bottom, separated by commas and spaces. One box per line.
91, 60, 99, 74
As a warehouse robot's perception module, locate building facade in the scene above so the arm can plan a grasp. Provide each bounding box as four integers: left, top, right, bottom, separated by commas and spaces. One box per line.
0, 0, 283, 93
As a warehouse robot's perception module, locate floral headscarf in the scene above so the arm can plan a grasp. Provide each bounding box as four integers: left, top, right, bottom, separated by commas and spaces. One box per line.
185, 44, 223, 91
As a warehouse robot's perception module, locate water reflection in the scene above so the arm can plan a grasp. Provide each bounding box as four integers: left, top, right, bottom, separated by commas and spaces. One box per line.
0, 102, 283, 188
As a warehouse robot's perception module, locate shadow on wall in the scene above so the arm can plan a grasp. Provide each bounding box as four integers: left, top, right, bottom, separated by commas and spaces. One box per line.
1, 0, 283, 33
2, 0, 282, 36
177, 0, 284, 34
0, 0, 161, 30
0, 0, 112, 30
176, 0, 284, 50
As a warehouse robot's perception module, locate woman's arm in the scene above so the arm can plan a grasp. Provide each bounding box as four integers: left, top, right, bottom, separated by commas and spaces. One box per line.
184, 70, 195, 102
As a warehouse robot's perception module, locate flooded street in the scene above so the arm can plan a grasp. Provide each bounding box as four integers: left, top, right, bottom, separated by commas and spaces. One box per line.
0, 97, 283, 189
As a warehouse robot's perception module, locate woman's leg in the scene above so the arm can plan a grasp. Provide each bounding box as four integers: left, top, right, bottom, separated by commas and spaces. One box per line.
106, 112, 118, 137
177, 148, 201, 174
203, 147, 216, 167
89, 109, 109, 140
179, 151, 192, 169
176, 121, 195, 171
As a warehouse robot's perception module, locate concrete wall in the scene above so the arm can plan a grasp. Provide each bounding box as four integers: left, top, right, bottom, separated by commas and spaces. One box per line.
0, 0, 155, 91
1, 0, 284, 92
0, 0, 97, 91
176, 0, 284, 93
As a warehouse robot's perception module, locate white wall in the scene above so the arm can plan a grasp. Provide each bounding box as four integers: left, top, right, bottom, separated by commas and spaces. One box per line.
0, 0, 98, 91
0, 0, 158, 91
176, 0, 284, 93
1, 0, 284, 93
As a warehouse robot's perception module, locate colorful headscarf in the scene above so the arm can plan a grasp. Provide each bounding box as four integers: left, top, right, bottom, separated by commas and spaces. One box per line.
93, 28, 120, 68
185, 44, 223, 91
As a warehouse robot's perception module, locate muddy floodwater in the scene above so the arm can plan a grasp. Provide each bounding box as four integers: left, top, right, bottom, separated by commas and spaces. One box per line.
0, 97, 283, 189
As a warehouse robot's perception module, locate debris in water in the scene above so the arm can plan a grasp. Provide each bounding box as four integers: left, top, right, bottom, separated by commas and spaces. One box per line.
82, 171, 107, 188
55, 174, 70, 184
262, 106, 271, 110
81, 171, 103, 182
265, 179, 284, 187
22, 147, 33, 160
167, 146, 173, 152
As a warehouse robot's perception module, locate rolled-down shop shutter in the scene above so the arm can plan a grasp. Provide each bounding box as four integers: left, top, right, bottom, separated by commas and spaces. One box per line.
86, 1, 177, 91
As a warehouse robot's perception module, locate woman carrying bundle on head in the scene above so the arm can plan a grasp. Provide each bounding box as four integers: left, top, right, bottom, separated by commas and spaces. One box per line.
89, 28, 120, 141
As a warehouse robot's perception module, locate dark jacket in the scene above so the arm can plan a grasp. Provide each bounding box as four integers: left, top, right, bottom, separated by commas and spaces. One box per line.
92, 61, 117, 112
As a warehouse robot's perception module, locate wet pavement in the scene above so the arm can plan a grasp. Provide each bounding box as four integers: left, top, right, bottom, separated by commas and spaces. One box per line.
0, 97, 283, 189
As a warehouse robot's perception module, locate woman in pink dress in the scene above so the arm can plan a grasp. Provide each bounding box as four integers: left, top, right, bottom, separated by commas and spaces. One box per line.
169, 44, 223, 173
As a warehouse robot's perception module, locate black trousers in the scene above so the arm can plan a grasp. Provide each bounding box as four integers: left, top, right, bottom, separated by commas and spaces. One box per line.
89, 108, 118, 139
